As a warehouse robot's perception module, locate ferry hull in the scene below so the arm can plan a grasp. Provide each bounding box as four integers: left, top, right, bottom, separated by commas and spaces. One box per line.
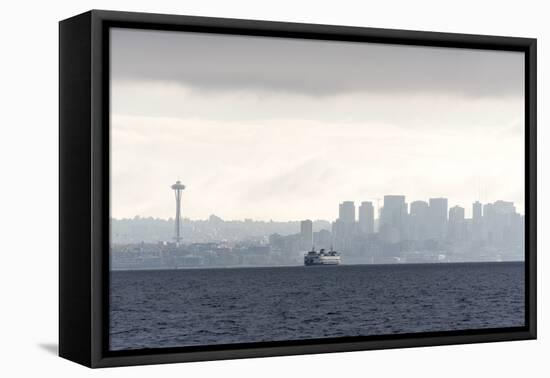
304, 259, 341, 266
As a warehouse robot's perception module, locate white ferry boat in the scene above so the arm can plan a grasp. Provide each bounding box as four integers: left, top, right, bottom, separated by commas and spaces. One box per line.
304, 247, 341, 266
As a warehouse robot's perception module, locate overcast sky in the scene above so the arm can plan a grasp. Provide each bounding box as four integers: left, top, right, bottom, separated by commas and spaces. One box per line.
110, 28, 525, 221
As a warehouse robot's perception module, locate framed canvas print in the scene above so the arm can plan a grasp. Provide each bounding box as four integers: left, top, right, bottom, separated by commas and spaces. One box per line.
59, 10, 537, 368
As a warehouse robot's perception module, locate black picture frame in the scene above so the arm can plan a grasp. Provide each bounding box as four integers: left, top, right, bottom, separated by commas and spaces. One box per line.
59, 9, 537, 368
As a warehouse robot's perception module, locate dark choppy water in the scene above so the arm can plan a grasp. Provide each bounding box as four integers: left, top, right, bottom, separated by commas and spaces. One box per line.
110, 262, 524, 351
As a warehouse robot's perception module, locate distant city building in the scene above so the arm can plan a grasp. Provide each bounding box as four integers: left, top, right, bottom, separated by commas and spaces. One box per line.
339, 201, 356, 223
428, 197, 448, 240
483, 203, 495, 242
269, 233, 283, 247
448, 205, 466, 241
493, 200, 516, 214
472, 201, 482, 220
333, 201, 356, 252
483, 200, 520, 245
410, 200, 430, 241
208, 214, 224, 224
449, 205, 465, 222
379, 195, 408, 243
300, 219, 313, 250
471, 201, 483, 241
313, 229, 332, 250
358, 201, 374, 235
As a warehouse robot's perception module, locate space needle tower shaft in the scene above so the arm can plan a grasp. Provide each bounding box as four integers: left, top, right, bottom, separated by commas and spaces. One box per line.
171, 180, 186, 243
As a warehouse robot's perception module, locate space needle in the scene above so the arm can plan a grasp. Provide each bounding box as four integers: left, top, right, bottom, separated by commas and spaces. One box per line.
171, 180, 186, 244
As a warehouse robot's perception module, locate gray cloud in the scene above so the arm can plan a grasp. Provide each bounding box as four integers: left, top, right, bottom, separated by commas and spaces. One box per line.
111, 28, 524, 98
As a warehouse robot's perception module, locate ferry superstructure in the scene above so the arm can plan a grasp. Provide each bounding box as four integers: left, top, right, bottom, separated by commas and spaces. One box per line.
304, 247, 341, 266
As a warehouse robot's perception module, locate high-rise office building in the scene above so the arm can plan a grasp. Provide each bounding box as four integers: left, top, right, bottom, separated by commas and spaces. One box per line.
428, 197, 448, 240
339, 201, 356, 223
300, 219, 313, 249
379, 195, 408, 243
472, 201, 482, 220
484, 201, 518, 245
471, 201, 483, 241
493, 200, 516, 215
448, 205, 466, 241
449, 205, 465, 222
410, 200, 429, 241
334, 201, 356, 252
358, 201, 374, 235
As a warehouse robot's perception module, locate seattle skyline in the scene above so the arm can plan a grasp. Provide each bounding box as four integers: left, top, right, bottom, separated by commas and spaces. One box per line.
110, 191, 524, 222
111, 193, 524, 267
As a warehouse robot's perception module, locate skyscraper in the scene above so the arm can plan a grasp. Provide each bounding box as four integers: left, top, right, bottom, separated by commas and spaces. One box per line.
449, 205, 465, 222
484, 201, 518, 245
410, 200, 429, 241
493, 200, 516, 215
472, 201, 483, 241
334, 201, 356, 252
428, 197, 448, 240
379, 195, 407, 243
339, 201, 356, 223
448, 205, 466, 241
358, 201, 374, 235
300, 219, 313, 249
472, 201, 482, 221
